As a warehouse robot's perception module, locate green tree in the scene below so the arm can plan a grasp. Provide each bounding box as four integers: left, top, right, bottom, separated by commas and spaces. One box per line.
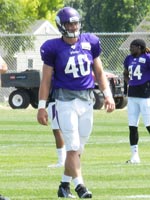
20, 0, 39, 21
37, 0, 64, 26
19, 0, 65, 26
0, 0, 34, 33
0, 0, 38, 70
83, 0, 150, 32
64, 0, 150, 32
0, 0, 65, 70
64, 0, 83, 12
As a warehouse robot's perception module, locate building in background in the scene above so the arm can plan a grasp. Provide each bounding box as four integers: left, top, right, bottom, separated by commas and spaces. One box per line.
15, 20, 60, 72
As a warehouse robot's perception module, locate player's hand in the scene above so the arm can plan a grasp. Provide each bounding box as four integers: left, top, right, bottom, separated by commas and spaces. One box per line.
104, 96, 115, 112
37, 108, 48, 125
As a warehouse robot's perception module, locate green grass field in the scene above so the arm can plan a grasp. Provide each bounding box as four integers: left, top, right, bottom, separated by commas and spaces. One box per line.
0, 105, 150, 200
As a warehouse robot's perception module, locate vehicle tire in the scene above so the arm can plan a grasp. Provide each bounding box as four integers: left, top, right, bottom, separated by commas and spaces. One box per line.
30, 100, 38, 109
114, 96, 127, 109
29, 88, 39, 109
93, 90, 104, 110
9, 89, 30, 109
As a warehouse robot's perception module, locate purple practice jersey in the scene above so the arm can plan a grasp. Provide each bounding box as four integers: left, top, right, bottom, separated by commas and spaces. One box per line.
40, 33, 101, 90
124, 53, 150, 86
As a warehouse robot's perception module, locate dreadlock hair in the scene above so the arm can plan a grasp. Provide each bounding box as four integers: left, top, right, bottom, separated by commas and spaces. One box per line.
146, 47, 150, 53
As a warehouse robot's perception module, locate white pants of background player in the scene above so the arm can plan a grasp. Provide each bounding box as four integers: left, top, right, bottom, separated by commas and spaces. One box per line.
56, 98, 93, 154
128, 97, 150, 127
127, 97, 150, 162
48, 102, 66, 167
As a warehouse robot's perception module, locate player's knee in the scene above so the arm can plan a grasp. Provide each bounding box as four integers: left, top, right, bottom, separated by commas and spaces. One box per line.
79, 136, 89, 154
65, 144, 80, 152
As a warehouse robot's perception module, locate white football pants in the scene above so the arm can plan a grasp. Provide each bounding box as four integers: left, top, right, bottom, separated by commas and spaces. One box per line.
127, 97, 150, 127
56, 98, 93, 153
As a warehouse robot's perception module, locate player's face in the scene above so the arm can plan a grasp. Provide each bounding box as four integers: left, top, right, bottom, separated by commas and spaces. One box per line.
64, 22, 80, 33
130, 45, 141, 56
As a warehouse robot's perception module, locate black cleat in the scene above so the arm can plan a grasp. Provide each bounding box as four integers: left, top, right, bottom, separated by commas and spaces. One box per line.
75, 184, 92, 198
57, 182, 76, 198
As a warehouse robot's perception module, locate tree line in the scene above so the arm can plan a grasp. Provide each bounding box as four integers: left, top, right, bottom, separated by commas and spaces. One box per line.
0, 0, 150, 34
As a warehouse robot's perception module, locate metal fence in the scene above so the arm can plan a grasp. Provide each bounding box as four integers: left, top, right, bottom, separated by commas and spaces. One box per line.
0, 32, 150, 103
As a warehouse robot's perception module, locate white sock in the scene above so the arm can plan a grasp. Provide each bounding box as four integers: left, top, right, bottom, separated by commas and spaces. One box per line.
62, 174, 72, 183
131, 145, 139, 157
57, 146, 66, 165
73, 176, 84, 189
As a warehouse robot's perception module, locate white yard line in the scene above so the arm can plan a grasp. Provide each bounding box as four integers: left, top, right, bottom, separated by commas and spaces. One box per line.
125, 195, 150, 199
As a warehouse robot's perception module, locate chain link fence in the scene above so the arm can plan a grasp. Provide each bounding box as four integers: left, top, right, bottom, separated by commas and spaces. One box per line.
0, 32, 150, 103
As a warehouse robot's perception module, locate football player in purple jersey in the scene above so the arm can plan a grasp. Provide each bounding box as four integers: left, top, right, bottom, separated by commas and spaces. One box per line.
37, 7, 115, 198
123, 39, 150, 164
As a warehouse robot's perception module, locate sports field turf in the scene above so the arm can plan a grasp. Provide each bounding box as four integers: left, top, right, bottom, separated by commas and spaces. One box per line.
0, 105, 150, 200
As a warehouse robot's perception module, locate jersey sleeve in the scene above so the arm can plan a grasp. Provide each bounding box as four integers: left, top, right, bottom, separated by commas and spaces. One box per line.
40, 40, 55, 67
90, 33, 102, 59
146, 53, 150, 68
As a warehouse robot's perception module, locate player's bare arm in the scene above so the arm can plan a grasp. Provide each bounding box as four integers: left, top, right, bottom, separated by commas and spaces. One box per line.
37, 64, 53, 125
93, 57, 115, 112
0, 56, 8, 74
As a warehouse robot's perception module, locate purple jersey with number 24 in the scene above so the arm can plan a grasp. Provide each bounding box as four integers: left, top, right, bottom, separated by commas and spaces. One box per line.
40, 33, 101, 90
124, 53, 150, 86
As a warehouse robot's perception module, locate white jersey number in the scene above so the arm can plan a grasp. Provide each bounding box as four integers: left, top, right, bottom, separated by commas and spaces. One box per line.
65, 55, 91, 78
128, 65, 142, 80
